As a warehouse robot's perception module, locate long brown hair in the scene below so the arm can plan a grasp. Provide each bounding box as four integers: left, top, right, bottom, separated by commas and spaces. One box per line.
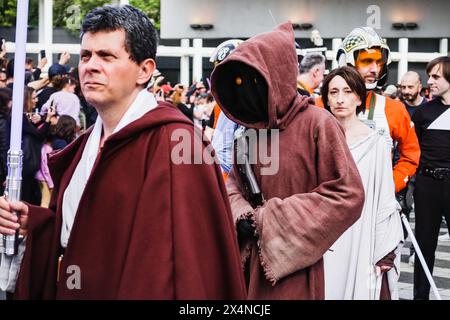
52, 115, 77, 143
23, 86, 36, 113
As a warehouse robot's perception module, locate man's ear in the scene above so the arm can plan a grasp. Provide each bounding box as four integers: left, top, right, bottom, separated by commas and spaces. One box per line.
312, 67, 319, 79
137, 58, 156, 86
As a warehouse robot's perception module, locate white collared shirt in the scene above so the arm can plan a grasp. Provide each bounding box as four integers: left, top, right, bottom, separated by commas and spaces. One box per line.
60, 89, 158, 248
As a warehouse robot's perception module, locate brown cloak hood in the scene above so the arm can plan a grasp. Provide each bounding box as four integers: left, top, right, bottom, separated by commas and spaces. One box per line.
211, 23, 365, 299
211, 22, 312, 130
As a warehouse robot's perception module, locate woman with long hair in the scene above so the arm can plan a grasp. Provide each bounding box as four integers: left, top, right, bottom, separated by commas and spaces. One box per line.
321, 66, 404, 300
51, 115, 77, 150
20, 87, 45, 205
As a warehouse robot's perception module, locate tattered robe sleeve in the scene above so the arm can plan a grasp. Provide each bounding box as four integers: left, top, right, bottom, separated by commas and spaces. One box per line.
228, 116, 364, 284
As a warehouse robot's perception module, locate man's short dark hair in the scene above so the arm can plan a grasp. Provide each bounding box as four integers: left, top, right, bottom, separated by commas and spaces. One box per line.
426, 56, 450, 84
81, 4, 158, 64
321, 66, 367, 115
299, 53, 325, 74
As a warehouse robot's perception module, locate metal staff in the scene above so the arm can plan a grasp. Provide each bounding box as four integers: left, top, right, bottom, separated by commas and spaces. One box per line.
401, 213, 442, 300
0, 0, 29, 256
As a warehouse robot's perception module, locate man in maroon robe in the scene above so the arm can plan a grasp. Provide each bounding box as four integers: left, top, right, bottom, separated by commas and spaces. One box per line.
0, 4, 246, 299
210, 23, 365, 299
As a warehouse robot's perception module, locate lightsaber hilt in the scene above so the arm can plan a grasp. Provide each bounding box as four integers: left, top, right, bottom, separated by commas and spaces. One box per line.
1, 150, 23, 256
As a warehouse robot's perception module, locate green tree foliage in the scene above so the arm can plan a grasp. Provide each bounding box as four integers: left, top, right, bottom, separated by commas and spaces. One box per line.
130, 0, 160, 29
1, 0, 160, 30
0, 0, 39, 27
53, 0, 110, 31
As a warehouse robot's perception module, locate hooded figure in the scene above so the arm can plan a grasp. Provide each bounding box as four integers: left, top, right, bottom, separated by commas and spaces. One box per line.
211, 23, 365, 299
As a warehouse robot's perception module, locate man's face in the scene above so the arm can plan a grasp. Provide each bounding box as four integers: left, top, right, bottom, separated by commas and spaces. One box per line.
196, 82, 206, 95
355, 48, 385, 84
79, 30, 145, 110
427, 64, 450, 98
400, 75, 422, 103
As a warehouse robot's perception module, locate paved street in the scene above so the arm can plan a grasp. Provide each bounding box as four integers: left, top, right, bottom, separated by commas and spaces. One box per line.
1, 211, 448, 301
398, 212, 450, 300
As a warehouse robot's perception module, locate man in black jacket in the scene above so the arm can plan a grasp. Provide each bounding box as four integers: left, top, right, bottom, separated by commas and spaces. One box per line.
412, 56, 450, 300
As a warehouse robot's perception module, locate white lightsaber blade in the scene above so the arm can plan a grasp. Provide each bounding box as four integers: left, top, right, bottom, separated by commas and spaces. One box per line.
1, 0, 29, 256
401, 213, 442, 300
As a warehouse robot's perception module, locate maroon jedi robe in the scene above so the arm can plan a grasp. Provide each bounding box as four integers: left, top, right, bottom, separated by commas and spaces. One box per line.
211, 23, 365, 299
14, 102, 246, 299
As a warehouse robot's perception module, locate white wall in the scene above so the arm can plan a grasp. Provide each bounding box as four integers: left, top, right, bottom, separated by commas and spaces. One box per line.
161, 0, 450, 39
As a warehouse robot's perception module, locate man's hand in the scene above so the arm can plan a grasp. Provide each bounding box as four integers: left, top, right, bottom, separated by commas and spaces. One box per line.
58, 52, 71, 65
375, 265, 392, 276
38, 57, 48, 70
375, 251, 396, 276
31, 113, 42, 124
154, 76, 165, 87
45, 105, 57, 123
27, 76, 50, 91
0, 196, 29, 237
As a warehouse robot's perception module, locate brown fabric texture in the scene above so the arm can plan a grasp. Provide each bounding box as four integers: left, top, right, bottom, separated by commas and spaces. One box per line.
13, 102, 246, 299
376, 250, 396, 300
212, 23, 365, 299
380, 274, 391, 300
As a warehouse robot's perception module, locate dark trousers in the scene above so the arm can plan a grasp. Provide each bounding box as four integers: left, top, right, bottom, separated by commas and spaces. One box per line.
397, 181, 416, 256
413, 173, 450, 300
21, 175, 41, 206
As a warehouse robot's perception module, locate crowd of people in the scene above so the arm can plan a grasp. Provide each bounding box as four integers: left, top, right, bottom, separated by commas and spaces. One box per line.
1, 48, 85, 205
0, 4, 449, 301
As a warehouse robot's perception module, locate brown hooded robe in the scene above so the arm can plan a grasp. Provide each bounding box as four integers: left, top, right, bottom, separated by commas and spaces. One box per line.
13, 102, 246, 299
211, 23, 365, 299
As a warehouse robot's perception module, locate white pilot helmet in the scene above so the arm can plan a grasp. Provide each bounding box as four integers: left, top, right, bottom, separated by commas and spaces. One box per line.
337, 27, 391, 87
209, 39, 244, 66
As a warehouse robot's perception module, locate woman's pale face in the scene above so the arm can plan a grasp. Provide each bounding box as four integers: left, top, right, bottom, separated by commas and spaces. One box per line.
327, 75, 361, 120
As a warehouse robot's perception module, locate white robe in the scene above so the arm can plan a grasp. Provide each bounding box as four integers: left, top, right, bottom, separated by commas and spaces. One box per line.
324, 131, 404, 300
